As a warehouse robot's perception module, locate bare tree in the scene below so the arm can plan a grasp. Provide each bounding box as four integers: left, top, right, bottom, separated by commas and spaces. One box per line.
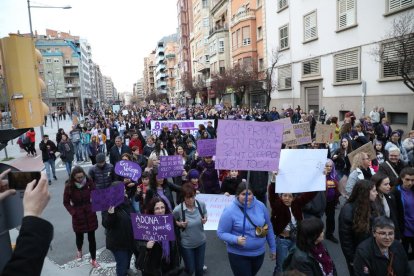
230, 61, 259, 106
263, 49, 282, 109
145, 91, 157, 103
210, 70, 232, 102
181, 72, 198, 102
377, 12, 414, 92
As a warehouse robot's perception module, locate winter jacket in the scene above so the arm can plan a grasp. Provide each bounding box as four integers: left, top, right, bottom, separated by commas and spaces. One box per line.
58, 141, 75, 162
302, 191, 327, 218
197, 160, 220, 194
392, 184, 414, 237
63, 178, 98, 233
129, 138, 143, 153
26, 130, 36, 143
346, 167, 376, 196
136, 240, 181, 275
143, 144, 155, 158
221, 176, 242, 195
286, 246, 337, 276
353, 237, 411, 276
39, 140, 57, 162
144, 180, 181, 212
385, 141, 409, 164
378, 161, 406, 187
217, 197, 276, 257
333, 149, 351, 176
109, 144, 132, 166
88, 163, 115, 190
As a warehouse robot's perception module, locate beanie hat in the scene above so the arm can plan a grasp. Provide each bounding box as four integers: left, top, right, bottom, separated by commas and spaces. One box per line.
188, 169, 200, 180
96, 153, 106, 163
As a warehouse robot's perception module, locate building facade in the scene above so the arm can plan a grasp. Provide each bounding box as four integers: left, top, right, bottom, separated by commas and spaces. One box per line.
266, 0, 414, 131
102, 76, 115, 103
143, 51, 156, 98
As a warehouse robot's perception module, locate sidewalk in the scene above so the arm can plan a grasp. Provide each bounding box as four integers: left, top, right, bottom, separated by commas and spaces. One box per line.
0, 118, 75, 169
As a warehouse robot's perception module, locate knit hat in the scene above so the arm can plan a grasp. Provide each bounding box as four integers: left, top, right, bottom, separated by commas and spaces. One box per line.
96, 153, 106, 163
187, 169, 200, 180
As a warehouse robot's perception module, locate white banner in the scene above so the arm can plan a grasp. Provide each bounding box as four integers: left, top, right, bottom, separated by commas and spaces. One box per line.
196, 194, 234, 231
151, 120, 215, 136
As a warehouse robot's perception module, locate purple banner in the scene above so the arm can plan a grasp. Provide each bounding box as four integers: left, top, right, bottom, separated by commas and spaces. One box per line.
131, 213, 176, 241
215, 120, 283, 171
197, 139, 217, 157
91, 183, 125, 212
158, 155, 184, 178
115, 160, 142, 182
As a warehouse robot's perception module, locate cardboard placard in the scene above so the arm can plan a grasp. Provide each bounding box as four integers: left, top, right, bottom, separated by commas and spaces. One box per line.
347, 142, 376, 166
315, 124, 336, 144
131, 214, 175, 241
277, 118, 296, 143
285, 123, 312, 147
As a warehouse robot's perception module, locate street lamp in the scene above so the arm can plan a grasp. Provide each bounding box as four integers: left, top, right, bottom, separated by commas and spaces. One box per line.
27, 0, 72, 136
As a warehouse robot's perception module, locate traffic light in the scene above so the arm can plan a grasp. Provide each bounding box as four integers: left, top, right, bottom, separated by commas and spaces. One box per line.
0, 34, 46, 128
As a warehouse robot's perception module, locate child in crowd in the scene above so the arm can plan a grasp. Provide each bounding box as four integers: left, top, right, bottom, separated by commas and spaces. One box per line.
135, 171, 151, 213
221, 170, 242, 195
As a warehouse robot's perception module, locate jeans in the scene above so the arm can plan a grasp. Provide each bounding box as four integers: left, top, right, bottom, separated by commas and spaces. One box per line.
275, 237, 294, 273
81, 144, 90, 161
98, 144, 105, 154
228, 252, 264, 276
110, 250, 132, 276
44, 159, 56, 181
65, 161, 72, 176
73, 141, 83, 161
180, 243, 206, 276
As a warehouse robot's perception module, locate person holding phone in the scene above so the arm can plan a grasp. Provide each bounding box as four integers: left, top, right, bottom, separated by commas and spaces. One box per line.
0, 170, 53, 276
63, 166, 99, 268
39, 134, 58, 185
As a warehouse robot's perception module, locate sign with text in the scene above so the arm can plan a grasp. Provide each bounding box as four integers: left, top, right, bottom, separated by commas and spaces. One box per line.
215, 104, 223, 111
131, 213, 175, 241
91, 183, 125, 212
315, 124, 336, 144
215, 120, 283, 171
151, 120, 215, 136
196, 194, 234, 230
115, 160, 142, 182
158, 155, 184, 178
285, 123, 312, 147
197, 139, 217, 157
276, 149, 327, 193
278, 118, 296, 143
347, 142, 376, 166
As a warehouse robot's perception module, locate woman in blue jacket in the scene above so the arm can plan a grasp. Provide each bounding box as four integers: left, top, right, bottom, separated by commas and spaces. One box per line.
217, 182, 276, 276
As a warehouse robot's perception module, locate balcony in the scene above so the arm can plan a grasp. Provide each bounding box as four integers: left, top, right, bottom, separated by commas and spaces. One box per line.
156, 46, 165, 55
156, 55, 165, 64
231, 9, 256, 27
65, 83, 80, 88
209, 23, 229, 36
63, 63, 79, 67
156, 73, 167, 81
64, 72, 79, 78
155, 64, 166, 73
157, 81, 167, 88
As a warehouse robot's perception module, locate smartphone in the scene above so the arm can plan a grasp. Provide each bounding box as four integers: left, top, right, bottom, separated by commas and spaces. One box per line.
8, 171, 41, 190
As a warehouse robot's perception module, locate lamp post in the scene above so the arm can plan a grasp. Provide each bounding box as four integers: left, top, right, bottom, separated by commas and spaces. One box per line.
27, 0, 71, 136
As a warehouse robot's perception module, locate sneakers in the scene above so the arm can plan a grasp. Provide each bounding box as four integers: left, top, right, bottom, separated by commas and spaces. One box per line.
53, 176, 57, 180
76, 250, 82, 261
90, 259, 100, 268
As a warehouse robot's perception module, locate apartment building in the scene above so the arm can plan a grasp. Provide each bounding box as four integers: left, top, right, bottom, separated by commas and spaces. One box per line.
143, 51, 156, 97
266, 0, 414, 132
133, 79, 145, 100
93, 63, 104, 107
102, 76, 115, 103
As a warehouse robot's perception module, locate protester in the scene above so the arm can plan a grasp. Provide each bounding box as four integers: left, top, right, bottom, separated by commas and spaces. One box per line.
131, 145, 148, 172
283, 217, 337, 276
221, 170, 242, 196
332, 137, 352, 183
173, 184, 207, 276
385, 130, 409, 164
402, 130, 414, 166
89, 135, 99, 165
58, 133, 75, 177
378, 147, 406, 187
324, 159, 340, 243
80, 127, 91, 163
196, 156, 220, 194
345, 152, 376, 196
63, 166, 99, 268
375, 117, 392, 145
339, 179, 379, 276
143, 136, 155, 158
144, 172, 180, 213
353, 216, 411, 276
88, 152, 115, 190
148, 140, 169, 171
372, 140, 387, 172
218, 182, 276, 276
70, 125, 83, 163
26, 128, 37, 156
39, 134, 58, 185
109, 136, 132, 166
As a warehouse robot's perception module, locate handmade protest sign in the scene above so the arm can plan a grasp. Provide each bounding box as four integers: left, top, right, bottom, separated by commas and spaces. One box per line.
215, 120, 283, 171
131, 213, 175, 241
278, 118, 296, 143
115, 160, 142, 182
347, 142, 376, 166
315, 124, 336, 144
215, 104, 223, 111
158, 155, 184, 178
196, 194, 234, 230
276, 149, 327, 193
197, 139, 217, 157
91, 183, 125, 212
285, 123, 312, 146
122, 110, 129, 116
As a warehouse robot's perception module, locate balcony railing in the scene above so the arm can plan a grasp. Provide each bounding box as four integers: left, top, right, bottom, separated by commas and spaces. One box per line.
209, 23, 229, 36
231, 9, 256, 26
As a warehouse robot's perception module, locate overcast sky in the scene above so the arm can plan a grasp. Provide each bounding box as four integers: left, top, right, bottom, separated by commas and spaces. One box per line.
0, 0, 178, 92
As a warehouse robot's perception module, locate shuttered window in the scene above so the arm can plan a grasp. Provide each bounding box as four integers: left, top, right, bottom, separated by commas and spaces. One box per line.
278, 65, 292, 89
304, 11, 317, 42
388, 0, 414, 13
242, 26, 251, 46
381, 38, 414, 78
334, 49, 360, 83
302, 58, 320, 77
337, 0, 356, 30
279, 24, 289, 50
278, 0, 288, 10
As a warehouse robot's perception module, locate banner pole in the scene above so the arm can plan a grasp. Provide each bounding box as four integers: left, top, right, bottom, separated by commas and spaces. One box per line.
242, 171, 250, 237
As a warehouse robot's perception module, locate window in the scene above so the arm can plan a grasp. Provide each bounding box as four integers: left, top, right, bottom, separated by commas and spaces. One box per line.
334, 48, 360, 83
278, 65, 292, 89
46, 58, 52, 63
302, 58, 320, 77
381, 38, 414, 78
337, 0, 356, 30
242, 27, 250, 46
304, 11, 317, 42
202, 0, 208, 8
65, 59, 70, 64
232, 32, 237, 49
257, 26, 263, 40
237, 29, 242, 48
258, 58, 264, 71
279, 24, 289, 50
54, 58, 60, 63
205, 55, 210, 62
203, 18, 209, 27
387, 0, 414, 13
388, 112, 408, 124
278, 0, 288, 11
219, 60, 225, 74
218, 39, 224, 52
210, 42, 216, 54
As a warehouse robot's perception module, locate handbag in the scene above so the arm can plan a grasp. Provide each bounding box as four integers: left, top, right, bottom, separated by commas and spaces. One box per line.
238, 207, 268, 238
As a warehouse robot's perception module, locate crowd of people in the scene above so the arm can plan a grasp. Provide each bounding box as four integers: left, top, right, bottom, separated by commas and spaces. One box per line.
2, 102, 414, 276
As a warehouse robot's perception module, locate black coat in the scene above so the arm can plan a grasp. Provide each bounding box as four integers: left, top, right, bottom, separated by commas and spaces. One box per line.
144, 181, 181, 212
109, 144, 132, 165
378, 161, 406, 187
375, 193, 401, 240
353, 237, 411, 276
287, 247, 337, 276
39, 140, 57, 162
2, 216, 53, 276
137, 240, 181, 275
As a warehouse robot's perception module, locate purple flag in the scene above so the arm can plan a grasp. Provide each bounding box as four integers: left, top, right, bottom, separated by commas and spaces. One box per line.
131, 213, 176, 241
115, 160, 142, 182
215, 120, 283, 171
197, 139, 217, 157
91, 183, 125, 212
158, 155, 183, 178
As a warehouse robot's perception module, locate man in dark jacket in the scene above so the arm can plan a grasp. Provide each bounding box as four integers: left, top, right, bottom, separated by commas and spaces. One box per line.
88, 153, 115, 190
39, 135, 58, 185
109, 136, 132, 166
353, 216, 411, 276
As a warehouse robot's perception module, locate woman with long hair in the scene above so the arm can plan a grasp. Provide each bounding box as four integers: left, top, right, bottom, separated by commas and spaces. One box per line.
58, 133, 75, 177
324, 159, 340, 243
148, 140, 169, 172
89, 135, 99, 165
63, 166, 99, 268
338, 179, 379, 276
332, 137, 353, 195
144, 172, 181, 213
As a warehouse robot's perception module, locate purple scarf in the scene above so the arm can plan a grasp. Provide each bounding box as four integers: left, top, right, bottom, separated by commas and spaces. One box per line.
310, 243, 334, 275
161, 241, 170, 263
